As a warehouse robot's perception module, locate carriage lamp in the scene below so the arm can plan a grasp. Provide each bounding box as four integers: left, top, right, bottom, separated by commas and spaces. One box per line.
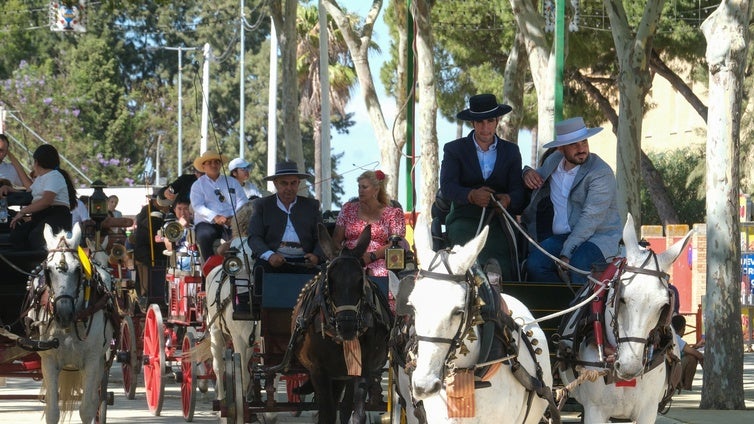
88, 180, 109, 222
386, 235, 405, 271
223, 247, 243, 275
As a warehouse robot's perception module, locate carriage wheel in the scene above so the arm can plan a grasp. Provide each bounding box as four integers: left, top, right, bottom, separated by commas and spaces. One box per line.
181, 327, 199, 422
119, 315, 138, 399
222, 349, 245, 424
96, 371, 109, 423
143, 304, 166, 416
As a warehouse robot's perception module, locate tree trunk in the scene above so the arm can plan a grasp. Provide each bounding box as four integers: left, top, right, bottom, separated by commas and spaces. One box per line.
700, 0, 749, 409
572, 70, 680, 225
603, 0, 665, 228
649, 49, 708, 122
509, 0, 555, 148
412, 0, 437, 218
323, 0, 402, 200
272, 0, 305, 174
500, 30, 527, 143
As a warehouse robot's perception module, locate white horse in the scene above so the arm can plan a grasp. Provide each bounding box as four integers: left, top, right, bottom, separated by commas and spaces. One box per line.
557, 214, 691, 423
203, 236, 259, 402
401, 216, 555, 424
30, 223, 114, 423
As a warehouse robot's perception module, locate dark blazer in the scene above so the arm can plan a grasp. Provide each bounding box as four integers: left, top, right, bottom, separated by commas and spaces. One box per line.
247, 194, 325, 262
440, 131, 525, 217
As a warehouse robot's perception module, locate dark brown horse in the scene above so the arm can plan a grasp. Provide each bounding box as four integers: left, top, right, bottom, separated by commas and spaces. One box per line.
293, 224, 392, 424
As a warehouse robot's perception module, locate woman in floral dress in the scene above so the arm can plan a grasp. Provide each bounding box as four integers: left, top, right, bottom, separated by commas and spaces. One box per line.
332, 170, 406, 279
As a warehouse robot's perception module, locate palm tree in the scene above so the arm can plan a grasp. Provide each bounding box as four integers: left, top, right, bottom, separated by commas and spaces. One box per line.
296, 4, 360, 201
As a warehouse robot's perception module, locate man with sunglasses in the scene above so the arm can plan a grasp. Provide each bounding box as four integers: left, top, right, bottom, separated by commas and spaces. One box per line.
439, 93, 525, 281
190, 150, 248, 261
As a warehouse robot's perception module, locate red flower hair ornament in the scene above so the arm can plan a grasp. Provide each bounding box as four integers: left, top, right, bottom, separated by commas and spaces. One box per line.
374, 170, 386, 181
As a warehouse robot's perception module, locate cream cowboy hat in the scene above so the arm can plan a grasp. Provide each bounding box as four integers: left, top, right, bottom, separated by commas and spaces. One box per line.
262, 160, 313, 181
456, 94, 513, 121
192, 150, 228, 171
543, 117, 603, 149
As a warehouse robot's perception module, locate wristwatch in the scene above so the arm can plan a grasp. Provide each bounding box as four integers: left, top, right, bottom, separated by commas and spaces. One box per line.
369, 252, 377, 263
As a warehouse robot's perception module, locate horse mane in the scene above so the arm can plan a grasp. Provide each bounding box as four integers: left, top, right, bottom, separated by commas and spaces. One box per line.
230, 201, 254, 238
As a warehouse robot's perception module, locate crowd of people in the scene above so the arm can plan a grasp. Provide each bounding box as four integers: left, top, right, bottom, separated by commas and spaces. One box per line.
0, 93, 623, 299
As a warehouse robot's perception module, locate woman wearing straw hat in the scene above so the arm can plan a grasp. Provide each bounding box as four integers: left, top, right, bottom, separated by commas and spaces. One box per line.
189, 150, 249, 261
521, 116, 621, 285
440, 93, 526, 281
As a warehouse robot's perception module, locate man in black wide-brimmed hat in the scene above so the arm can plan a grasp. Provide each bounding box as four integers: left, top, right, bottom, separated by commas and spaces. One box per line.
439, 93, 526, 281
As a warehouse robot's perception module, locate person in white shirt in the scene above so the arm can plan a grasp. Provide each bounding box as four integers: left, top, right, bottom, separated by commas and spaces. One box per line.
228, 157, 263, 200
0, 144, 77, 249
0, 134, 32, 188
189, 151, 249, 260
71, 197, 90, 228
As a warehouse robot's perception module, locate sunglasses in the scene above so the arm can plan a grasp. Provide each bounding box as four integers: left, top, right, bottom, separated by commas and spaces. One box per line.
214, 189, 225, 203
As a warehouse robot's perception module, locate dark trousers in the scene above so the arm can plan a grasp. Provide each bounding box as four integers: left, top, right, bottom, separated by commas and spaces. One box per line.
195, 222, 231, 261
10, 205, 72, 250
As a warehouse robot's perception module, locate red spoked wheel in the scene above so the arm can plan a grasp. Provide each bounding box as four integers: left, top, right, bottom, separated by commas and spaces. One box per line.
143, 304, 166, 416
181, 327, 198, 421
119, 315, 138, 400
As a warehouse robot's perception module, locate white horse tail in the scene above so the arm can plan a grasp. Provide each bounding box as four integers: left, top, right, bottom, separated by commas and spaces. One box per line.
42, 369, 83, 421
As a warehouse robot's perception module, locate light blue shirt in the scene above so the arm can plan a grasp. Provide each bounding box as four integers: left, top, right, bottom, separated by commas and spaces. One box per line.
473, 135, 498, 180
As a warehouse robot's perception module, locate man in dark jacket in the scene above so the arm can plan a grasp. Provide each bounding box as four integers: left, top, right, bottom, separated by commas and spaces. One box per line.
440, 94, 525, 281
248, 161, 324, 272
134, 188, 171, 301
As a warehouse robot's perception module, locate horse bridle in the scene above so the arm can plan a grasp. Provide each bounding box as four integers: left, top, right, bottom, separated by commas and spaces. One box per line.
414, 249, 476, 366
45, 236, 84, 317
610, 250, 672, 348
323, 254, 369, 335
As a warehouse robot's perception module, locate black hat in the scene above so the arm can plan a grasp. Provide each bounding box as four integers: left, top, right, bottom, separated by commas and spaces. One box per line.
456, 94, 512, 121
262, 160, 314, 182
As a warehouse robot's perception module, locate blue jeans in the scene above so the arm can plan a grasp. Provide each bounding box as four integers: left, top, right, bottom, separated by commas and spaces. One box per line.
525, 234, 605, 284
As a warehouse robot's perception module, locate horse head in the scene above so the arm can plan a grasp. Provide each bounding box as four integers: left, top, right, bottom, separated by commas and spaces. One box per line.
318, 223, 371, 342
608, 213, 692, 379
85, 234, 109, 267
406, 215, 489, 400
43, 223, 83, 328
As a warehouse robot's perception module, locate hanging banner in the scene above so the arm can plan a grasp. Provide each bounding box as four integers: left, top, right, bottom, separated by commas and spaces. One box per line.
49, 1, 87, 33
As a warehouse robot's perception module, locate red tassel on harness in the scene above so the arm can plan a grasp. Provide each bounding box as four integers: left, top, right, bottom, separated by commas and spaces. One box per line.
591, 258, 625, 361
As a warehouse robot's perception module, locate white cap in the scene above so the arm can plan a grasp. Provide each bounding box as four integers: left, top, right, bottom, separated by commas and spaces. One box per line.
228, 157, 251, 171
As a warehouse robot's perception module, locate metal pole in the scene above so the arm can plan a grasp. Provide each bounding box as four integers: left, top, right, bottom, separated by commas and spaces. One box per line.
239, 0, 246, 159
154, 46, 197, 174
201, 43, 211, 154
405, 0, 415, 212
319, 0, 331, 210
267, 18, 278, 193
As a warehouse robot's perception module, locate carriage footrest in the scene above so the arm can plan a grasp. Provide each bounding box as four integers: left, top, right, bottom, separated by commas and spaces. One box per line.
232, 310, 256, 321
474, 381, 492, 389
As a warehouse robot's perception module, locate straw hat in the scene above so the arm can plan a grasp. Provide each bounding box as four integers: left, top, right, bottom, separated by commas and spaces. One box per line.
192, 150, 228, 171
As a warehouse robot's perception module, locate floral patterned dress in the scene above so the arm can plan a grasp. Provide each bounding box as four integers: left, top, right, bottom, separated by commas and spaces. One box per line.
336, 201, 406, 277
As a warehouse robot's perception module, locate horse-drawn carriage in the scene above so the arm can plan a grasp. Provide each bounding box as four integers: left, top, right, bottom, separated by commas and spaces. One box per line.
388, 212, 692, 424
206, 222, 413, 424
0, 193, 116, 423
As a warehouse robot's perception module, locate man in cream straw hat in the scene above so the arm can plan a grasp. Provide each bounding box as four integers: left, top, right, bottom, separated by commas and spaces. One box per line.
521, 116, 621, 285
189, 150, 249, 261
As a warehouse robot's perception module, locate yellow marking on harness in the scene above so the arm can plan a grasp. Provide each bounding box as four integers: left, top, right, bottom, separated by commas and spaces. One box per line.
78, 246, 93, 280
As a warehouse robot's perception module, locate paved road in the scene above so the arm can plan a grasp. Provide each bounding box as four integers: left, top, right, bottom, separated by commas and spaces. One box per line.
1, 351, 752, 423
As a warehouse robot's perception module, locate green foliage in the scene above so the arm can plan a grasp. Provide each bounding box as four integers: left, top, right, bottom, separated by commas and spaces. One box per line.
0, 0, 351, 203
641, 148, 706, 226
